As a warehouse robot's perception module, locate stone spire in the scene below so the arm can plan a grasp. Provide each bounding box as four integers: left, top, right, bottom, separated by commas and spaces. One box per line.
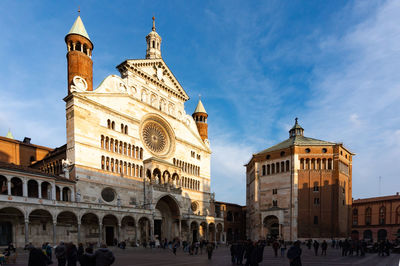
5, 129, 14, 139
146, 17, 162, 59
192, 99, 208, 141
289, 117, 304, 138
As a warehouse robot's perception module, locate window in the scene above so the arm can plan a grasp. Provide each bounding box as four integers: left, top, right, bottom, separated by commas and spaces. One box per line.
314, 198, 320, 205
107, 119, 111, 129
266, 155, 270, 159
272, 200, 278, 207
305, 148, 311, 153
314, 216, 318, 225
267, 165, 271, 175
111, 121, 115, 130
272, 189, 277, 195
313, 182, 319, 192
379, 207, 386, 225
286, 160, 290, 172
262, 165, 266, 176
352, 208, 358, 226
365, 207, 371, 225
101, 187, 115, 202
322, 148, 327, 153
280, 151, 285, 157
227, 211, 233, 221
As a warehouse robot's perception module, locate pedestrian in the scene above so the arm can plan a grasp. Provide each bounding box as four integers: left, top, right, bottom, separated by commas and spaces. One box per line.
280, 240, 287, 257
256, 241, 265, 265
306, 239, 312, 250
206, 241, 214, 260
55, 241, 67, 266
80, 247, 95, 266
173, 241, 178, 255
45, 242, 53, 262
66, 242, 78, 266
244, 240, 253, 266
287, 241, 302, 266
236, 242, 245, 265
230, 243, 237, 263
272, 240, 279, 257
321, 240, 327, 256
28, 247, 49, 266
342, 239, 349, 256
94, 244, 115, 266
77, 243, 84, 262
313, 240, 319, 256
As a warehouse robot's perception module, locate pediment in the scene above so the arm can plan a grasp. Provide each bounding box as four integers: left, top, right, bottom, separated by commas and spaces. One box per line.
93, 75, 135, 95
117, 59, 189, 102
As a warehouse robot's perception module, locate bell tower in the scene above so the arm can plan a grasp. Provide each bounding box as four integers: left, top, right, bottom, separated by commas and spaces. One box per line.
65, 15, 93, 94
146, 17, 162, 59
192, 99, 208, 141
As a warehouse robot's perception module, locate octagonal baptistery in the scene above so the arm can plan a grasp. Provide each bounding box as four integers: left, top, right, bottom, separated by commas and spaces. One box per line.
60, 16, 223, 245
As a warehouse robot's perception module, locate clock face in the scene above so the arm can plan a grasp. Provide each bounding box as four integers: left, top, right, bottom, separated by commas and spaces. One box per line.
156, 68, 164, 81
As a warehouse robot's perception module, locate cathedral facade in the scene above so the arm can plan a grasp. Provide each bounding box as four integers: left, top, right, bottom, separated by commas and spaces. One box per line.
0, 16, 223, 247
246, 119, 353, 241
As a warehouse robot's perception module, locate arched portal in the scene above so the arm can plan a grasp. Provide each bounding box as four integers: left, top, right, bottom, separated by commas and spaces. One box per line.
263, 215, 279, 240
200, 222, 208, 240
10, 177, 23, 196
56, 211, 78, 244
103, 214, 118, 246
190, 221, 199, 242
121, 216, 136, 244
138, 217, 150, 244
155, 195, 180, 241
29, 209, 53, 246
216, 223, 223, 243
81, 213, 99, 245
208, 223, 216, 241
0, 207, 24, 247
363, 229, 372, 241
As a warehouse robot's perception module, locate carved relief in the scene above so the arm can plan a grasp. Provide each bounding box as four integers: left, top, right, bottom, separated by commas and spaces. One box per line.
70, 76, 88, 92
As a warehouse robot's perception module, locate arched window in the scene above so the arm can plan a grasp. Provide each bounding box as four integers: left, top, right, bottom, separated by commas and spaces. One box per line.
276, 162, 280, 173
140, 166, 143, 177
111, 158, 114, 172
271, 164, 275, 174
262, 165, 266, 176
83, 44, 88, 55
328, 159, 332, 170
111, 121, 115, 130
352, 208, 358, 225
313, 182, 319, 192
105, 137, 109, 150
365, 207, 371, 225
106, 157, 110, 171
300, 158, 304, 169
128, 144, 131, 157
281, 161, 285, 172
101, 135, 104, 149
267, 165, 270, 175
305, 159, 310, 169
311, 158, 315, 169
101, 156, 105, 170
152, 40, 155, 48
76, 42, 82, 52
140, 148, 143, 159
125, 125, 128, 134
286, 160, 290, 172
379, 206, 386, 225
322, 158, 326, 169
121, 123, 124, 133
107, 119, 111, 128
316, 158, 321, 169
124, 142, 127, 155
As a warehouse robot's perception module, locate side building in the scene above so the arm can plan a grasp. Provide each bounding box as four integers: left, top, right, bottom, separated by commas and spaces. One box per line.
246, 119, 354, 241
352, 194, 400, 242
215, 201, 246, 243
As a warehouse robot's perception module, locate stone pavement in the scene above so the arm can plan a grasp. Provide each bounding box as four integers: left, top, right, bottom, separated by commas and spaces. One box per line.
11, 244, 400, 266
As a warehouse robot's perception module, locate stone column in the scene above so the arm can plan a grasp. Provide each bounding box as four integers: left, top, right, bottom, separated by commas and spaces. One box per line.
71, 188, 75, 202
38, 181, 42, 199
134, 223, 138, 245
23, 179, 28, 197
118, 223, 121, 242
214, 229, 217, 243
77, 222, 81, 243
60, 188, 63, 202
53, 222, 57, 245
150, 219, 154, 241
24, 219, 29, 245
178, 219, 182, 240
99, 223, 103, 246
7, 178, 11, 196
51, 183, 56, 200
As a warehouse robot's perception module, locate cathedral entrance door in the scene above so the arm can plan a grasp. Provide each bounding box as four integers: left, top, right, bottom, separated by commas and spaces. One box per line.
105, 226, 114, 246
155, 195, 180, 241
0, 222, 12, 246
263, 215, 280, 240
192, 229, 198, 242
154, 219, 162, 241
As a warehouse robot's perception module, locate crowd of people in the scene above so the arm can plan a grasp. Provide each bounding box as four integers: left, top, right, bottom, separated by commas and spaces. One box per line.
26, 241, 115, 266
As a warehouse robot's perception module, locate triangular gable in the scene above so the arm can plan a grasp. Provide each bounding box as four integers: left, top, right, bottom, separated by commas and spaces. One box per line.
116, 59, 189, 102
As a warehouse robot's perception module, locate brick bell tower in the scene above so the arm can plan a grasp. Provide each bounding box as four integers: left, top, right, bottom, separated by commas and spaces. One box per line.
65, 14, 93, 94
192, 99, 208, 141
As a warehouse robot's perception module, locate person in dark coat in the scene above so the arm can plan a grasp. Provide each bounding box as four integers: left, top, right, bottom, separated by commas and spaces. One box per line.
230, 243, 237, 263
55, 241, 67, 266
313, 240, 319, 256
206, 242, 214, 260
77, 243, 84, 262
272, 240, 280, 257
94, 244, 115, 266
321, 240, 327, 256
66, 242, 78, 266
28, 247, 49, 266
236, 242, 245, 265
80, 247, 96, 266
287, 241, 302, 266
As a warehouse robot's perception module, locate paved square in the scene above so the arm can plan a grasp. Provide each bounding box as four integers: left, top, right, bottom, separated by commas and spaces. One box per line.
14, 245, 400, 266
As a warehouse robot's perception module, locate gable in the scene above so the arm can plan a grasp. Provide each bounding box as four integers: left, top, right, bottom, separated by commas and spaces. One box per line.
117, 59, 189, 102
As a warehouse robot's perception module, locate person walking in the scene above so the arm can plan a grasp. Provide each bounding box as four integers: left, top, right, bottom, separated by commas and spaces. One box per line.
313, 240, 319, 256
287, 241, 302, 266
66, 242, 78, 266
28, 246, 49, 266
280, 240, 287, 257
80, 247, 95, 266
94, 244, 115, 266
45, 242, 53, 262
55, 241, 67, 266
321, 240, 327, 256
77, 243, 84, 262
206, 241, 214, 260
272, 240, 280, 257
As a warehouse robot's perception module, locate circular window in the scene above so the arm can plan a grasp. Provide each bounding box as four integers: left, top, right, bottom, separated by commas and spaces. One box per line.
191, 201, 198, 212
101, 188, 115, 202
140, 115, 175, 158
280, 151, 285, 157
322, 148, 327, 153
305, 148, 311, 153
266, 155, 271, 159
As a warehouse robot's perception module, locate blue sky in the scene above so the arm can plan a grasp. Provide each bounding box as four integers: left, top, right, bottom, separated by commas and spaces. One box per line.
1, 1, 400, 205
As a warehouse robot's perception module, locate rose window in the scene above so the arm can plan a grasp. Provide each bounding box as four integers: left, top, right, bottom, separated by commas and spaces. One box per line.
142, 122, 167, 153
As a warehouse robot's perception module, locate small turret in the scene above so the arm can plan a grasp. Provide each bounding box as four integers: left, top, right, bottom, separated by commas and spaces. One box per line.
192, 99, 208, 141
65, 14, 94, 94
289, 118, 304, 138
146, 17, 162, 59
